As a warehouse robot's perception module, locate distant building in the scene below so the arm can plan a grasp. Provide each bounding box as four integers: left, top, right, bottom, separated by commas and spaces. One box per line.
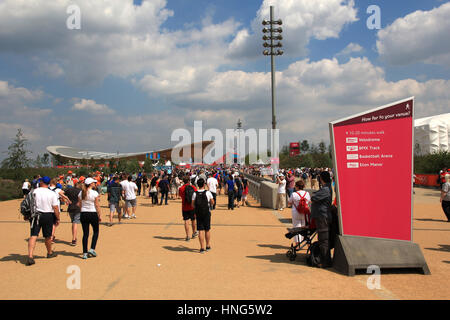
46, 141, 214, 165
414, 113, 450, 155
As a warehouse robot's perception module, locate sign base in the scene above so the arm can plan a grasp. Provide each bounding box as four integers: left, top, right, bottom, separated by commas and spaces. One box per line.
333, 235, 430, 276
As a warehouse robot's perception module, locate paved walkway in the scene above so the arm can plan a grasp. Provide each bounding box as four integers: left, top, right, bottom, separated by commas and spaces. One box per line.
0, 187, 448, 299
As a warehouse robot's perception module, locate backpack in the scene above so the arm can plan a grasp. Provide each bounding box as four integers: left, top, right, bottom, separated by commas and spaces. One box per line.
306, 241, 321, 267
184, 185, 195, 205
20, 191, 40, 227
194, 191, 210, 217
294, 191, 310, 215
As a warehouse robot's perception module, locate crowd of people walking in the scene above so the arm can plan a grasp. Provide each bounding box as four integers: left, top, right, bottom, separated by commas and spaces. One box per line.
20, 163, 446, 268
20, 166, 253, 265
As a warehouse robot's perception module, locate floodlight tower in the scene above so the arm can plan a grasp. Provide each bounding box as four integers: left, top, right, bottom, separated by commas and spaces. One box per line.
237, 119, 243, 165
262, 5, 283, 174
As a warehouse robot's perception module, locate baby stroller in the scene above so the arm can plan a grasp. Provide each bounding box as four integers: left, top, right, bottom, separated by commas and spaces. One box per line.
285, 215, 317, 261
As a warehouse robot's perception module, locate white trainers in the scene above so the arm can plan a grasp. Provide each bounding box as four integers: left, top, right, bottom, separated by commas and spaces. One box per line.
131, 214, 136, 219
124, 214, 130, 219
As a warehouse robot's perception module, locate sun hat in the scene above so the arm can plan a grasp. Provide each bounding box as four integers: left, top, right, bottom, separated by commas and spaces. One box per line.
85, 177, 96, 185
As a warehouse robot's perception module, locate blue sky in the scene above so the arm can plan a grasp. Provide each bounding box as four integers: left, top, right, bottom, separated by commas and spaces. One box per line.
0, 0, 449, 160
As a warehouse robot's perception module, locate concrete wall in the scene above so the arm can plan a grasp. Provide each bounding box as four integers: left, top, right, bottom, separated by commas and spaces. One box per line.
243, 173, 278, 209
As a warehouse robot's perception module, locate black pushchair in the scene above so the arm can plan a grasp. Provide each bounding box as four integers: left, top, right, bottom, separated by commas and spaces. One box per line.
285, 205, 340, 263
285, 219, 317, 261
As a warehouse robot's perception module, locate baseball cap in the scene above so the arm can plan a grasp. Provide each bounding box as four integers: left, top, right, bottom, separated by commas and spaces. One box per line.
79, 176, 86, 182
68, 171, 73, 174
56, 183, 63, 189
85, 177, 96, 185
41, 176, 51, 184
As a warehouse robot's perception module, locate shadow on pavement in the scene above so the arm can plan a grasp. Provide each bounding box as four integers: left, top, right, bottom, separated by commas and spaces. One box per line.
425, 244, 450, 253
154, 236, 185, 241
246, 252, 308, 265
415, 218, 448, 222
162, 246, 199, 253
0, 253, 44, 265
443, 261, 450, 264
257, 244, 290, 250
23, 238, 73, 246
54, 250, 82, 259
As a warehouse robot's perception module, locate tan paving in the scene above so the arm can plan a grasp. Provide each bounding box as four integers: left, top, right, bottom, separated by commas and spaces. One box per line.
0, 187, 449, 300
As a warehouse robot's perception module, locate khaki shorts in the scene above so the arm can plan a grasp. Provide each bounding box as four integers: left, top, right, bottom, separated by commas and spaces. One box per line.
126, 199, 137, 208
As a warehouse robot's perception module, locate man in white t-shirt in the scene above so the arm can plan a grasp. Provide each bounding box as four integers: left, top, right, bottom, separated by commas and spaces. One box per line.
121, 176, 138, 219
206, 173, 219, 210
26, 176, 60, 266
276, 174, 287, 211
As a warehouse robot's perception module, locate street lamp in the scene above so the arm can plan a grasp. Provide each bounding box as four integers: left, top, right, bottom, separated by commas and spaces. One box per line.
262, 6, 283, 176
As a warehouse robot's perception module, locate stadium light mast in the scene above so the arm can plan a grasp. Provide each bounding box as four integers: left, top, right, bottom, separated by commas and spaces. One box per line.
262, 6, 283, 174
237, 119, 243, 165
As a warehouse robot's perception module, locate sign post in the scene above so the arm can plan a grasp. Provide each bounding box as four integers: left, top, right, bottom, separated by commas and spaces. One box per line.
330, 97, 430, 275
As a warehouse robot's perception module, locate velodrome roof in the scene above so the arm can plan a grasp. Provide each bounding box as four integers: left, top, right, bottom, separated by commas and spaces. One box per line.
47, 141, 214, 161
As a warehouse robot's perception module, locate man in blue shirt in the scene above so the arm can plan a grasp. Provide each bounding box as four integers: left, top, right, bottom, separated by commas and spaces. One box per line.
226, 175, 235, 210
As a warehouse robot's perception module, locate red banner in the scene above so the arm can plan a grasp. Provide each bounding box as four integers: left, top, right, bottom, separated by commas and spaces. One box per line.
289, 142, 300, 157
414, 174, 439, 187
330, 97, 414, 241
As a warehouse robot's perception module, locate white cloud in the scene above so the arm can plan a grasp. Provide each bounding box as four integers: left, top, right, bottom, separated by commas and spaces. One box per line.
377, 2, 450, 68
35, 62, 65, 78
0, 123, 41, 142
146, 57, 450, 143
72, 99, 115, 115
336, 43, 363, 57
0, 80, 43, 103
0, 0, 240, 85
227, 0, 358, 59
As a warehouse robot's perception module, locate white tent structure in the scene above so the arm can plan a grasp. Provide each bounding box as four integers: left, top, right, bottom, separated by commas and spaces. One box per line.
414, 113, 450, 155
252, 159, 268, 165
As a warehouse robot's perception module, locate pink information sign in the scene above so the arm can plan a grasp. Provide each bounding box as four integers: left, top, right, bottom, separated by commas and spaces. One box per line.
330, 97, 414, 241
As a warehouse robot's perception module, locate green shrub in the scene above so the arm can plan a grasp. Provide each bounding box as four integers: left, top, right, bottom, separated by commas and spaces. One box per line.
0, 179, 22, 201
414, 151, 450, 174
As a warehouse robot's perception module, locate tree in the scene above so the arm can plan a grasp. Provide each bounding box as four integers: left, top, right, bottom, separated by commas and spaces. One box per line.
42, 153, 50, 167
126, 159, 140, 173
310, 143, 319, 154
1, 128, 32, 169
34, 154, 43, 168
52, 154, 64, 167
300, 140, 310, 153
116, 159, 127, 173
143, 158, 153, 173
280, 145, 289, 156
318, 141, 327, 154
